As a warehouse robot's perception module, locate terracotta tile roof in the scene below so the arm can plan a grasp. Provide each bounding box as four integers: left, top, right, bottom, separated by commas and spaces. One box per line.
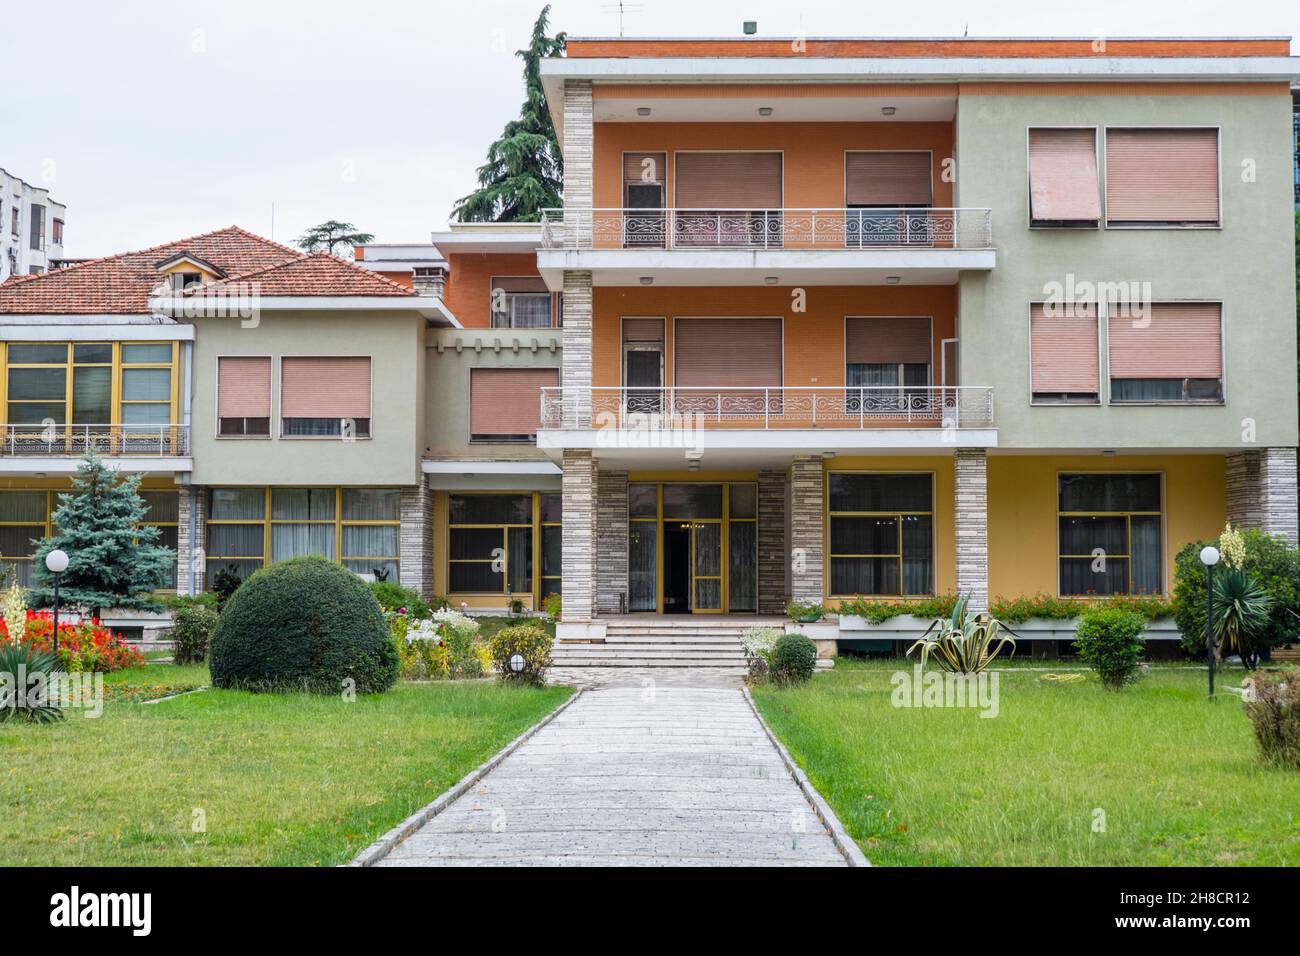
0, 226, 302, 315
184, 252, 416, 298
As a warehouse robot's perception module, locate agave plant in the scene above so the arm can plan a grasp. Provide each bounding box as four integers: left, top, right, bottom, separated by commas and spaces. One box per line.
0, 642, 65, 724
1212, 568, 1273, 670
907, 593, 1016, 674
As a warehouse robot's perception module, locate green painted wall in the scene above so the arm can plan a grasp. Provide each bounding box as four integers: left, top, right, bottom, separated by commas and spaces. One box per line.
956, 91, 1298, 450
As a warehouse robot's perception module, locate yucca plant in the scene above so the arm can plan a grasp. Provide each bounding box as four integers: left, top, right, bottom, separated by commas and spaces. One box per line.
0, 642, 65, 724
1212, 568, 1272, 670
907, 593, 1016, 674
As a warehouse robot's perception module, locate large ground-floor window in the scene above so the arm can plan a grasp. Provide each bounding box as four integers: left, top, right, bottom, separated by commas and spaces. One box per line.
447, 492, 561, 600
1058, 473, 1162, 595
205, 487, 401, 586
827, 473, 934, 597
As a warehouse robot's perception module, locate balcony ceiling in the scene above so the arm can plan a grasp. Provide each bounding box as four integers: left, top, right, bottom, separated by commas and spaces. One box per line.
593, 95, 956, 124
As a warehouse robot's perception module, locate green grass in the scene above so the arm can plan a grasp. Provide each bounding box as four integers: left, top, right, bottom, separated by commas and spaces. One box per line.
752, 659, 1300, 866
0, 667, 570, 866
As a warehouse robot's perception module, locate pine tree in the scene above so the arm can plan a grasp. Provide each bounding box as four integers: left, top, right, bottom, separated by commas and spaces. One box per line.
295, 220, 375, 257
27, 453, 175, 616
452, 6, 566, 222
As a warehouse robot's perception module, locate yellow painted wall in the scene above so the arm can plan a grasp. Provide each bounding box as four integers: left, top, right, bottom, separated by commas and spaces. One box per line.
988, 454, 1226, 600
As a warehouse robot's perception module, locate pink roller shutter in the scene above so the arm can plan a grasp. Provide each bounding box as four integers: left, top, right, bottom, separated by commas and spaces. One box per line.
470, 368, 559, 437
217, 357, 271, 417
623, 152, 666, 184
1030, 304, 1099, 393
674, 318, 782, 387
622, 317, 665, 343
1108, 303, 1222, 379
674, 153, 783, 208
845, 152, 933, 206
1028, 129, 1100, 222
845, 317, 932, 365
281, 357, 371, 418
1105, 129, 1219, 224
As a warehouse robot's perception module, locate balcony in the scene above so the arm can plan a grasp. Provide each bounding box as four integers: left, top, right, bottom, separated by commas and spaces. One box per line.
536, 208, 995, 287
0, 424, 191, 458
535, 386, 996, 463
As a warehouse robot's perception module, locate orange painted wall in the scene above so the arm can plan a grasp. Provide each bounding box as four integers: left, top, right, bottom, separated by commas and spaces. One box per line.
592, 122, 955, 211
442, 252, 543, 328
568, 38, 1288, 58
592, 286, 956, 388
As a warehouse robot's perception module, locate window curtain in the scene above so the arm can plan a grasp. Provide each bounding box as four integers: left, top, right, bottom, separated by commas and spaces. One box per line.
271, 523, 335, 562
629, 523, 657, 611
728, 522, 757, 612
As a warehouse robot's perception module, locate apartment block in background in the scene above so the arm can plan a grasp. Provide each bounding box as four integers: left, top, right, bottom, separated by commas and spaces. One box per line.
0, 167, 65, 281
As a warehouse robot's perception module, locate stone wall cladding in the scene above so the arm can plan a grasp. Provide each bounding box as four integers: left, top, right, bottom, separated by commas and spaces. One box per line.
562, 449, 598, 621
176, 486, 205, 596
595, 470, 629, 614
954, 449, 989, 615
1228, 448, 1298, 545
789, 457, 825, 604
562, 80, 593, 244
758, 469, 788, 614
399, 481, 435, 601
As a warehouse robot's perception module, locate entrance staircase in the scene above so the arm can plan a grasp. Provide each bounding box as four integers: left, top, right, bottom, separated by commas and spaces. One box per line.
550, 617, 775, 686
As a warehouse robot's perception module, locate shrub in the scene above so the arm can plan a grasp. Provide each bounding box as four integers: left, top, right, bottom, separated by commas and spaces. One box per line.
1212, 568, 1273, 669
369, 581, 431, 620
542, 593, 562, 622
210, 564, 245, 609
908, 594, 1015, 674
209, 557, 398, 694
0, 643, 64, 724
488, 624, 553, 687
770, 633, 817, 687
989, 592, 1177, 625
170, 603, 220, 665
786, 599, 824, 622
1242, 670, 1300, 769
838, 593, 959, 624
741, 626, 782, 684
431, 607, 483, 678
1073, 609, 1147, 690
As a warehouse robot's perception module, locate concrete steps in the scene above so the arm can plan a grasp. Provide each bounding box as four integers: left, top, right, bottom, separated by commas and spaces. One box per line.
554, 619, 753, 672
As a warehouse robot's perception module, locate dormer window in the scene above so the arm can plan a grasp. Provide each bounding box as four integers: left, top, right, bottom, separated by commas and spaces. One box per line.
169, 271, 203, 291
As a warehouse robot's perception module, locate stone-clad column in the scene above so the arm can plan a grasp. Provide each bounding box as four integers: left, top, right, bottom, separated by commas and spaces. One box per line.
1227, 448, 1298, 545
176, 486, 205, 596
562, 80, 593, 247
788, 456, 824, 605
757, 469, 788, 614
595, 471, 629, 614
955, 449, 989, 615
561, 449, 598, 622
562, 271, 593, 428
399, 481, 434, 601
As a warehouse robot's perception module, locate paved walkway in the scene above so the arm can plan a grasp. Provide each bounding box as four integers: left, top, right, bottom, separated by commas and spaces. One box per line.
376, 687, 849, 866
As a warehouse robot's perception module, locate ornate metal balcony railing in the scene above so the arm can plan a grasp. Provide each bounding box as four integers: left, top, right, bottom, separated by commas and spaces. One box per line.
0, 424, 190, 457
539, 387, 994, 431
539, 207, 993, 251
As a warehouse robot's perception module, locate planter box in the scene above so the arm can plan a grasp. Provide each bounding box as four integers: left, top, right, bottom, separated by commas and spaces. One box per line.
839, 613, 1182, 641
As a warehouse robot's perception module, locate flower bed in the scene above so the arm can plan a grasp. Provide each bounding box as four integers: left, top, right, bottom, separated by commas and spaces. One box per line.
386, 606, 491, 680
0, 609, 145, 672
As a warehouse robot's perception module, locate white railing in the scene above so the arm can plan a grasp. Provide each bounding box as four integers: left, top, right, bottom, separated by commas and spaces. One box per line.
0, 424, 190, 457
540, 387, 994, 430
539, 207, 993, 251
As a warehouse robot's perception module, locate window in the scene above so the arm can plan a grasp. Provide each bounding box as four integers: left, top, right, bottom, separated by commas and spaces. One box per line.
280, 356, 371, 438
845, 317, 931, 410
217, 356, 271, 436
844, 151, 934, 246
490, 277, 552, 328
29, 204, 44, 251
0, 490, 52, 586
3, 342, 176, 429
9, 207, 17, 236
673, 317, 782, 415
827, 474, 933, 597
1105, 128, 1220, 227
1030, 303, 1100, 403
468, 367, 559, 442
447, 493, 558, 598
623, 151, 667, 248
205, 487, 400, 585
674, 151, 783, 247
1059, 474, 1163, 595
1107, 303, 1223, 404
168, 271, 202, 290
1027, 128, 1100, 227
52, 219, 63, 245
140, 491, 179, 589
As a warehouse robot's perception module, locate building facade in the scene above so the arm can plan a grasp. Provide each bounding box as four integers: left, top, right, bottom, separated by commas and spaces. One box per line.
1, 35, 1298, 658
0, 167, 65, 281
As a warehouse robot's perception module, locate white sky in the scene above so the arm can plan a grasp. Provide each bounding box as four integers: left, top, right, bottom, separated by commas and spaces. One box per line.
5, 0, 1296, 257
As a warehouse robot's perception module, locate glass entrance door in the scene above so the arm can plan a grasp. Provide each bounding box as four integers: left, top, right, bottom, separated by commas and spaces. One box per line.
691, 522, 723, 612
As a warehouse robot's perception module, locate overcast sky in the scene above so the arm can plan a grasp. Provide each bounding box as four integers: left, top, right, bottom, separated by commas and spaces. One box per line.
4, 0, 1296, 258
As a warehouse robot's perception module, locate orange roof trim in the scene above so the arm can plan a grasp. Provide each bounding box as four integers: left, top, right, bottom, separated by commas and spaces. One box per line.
565, 38, 1290, 59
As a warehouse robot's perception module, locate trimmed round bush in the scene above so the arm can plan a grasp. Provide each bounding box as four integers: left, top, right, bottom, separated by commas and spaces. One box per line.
210, 557, 398, 694
770, 633, 817, 687
488, 624, 553, 687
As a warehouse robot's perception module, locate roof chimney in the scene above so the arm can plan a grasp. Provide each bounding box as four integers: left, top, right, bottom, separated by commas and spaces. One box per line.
743, 21, 757, 35
412, 265, 448, 298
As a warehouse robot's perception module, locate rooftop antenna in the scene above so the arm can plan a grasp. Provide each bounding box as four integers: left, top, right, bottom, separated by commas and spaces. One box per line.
599, 1, 643, 37
270, 202, 275, 241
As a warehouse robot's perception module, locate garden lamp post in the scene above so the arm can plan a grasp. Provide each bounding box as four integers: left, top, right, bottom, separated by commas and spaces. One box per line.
1200, 545, 1220, 697
508, 653, 526, 676
45, 549, 69, 658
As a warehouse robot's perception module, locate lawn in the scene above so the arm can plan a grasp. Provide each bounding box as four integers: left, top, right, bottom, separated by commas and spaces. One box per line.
0, 666, 570, 866
751, 659, 1300, 866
